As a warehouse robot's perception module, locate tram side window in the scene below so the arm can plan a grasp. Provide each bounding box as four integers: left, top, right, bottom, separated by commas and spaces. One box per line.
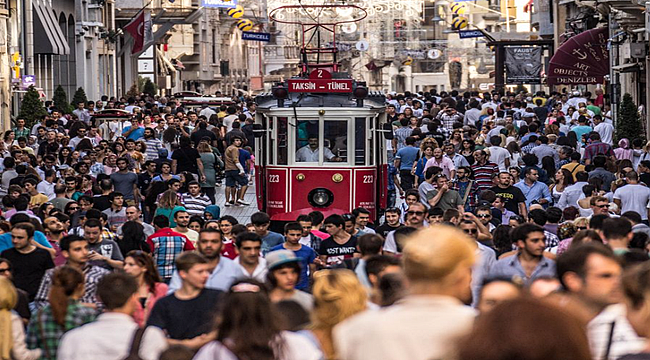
277, 117, 288, 165
324, 120, 347, 162
354, 118, 365, 165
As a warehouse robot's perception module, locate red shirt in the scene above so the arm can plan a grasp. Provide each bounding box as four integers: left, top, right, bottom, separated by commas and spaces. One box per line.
221, 239, 237, 259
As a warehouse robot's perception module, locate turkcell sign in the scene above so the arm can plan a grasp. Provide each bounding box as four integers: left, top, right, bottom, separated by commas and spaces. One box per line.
287, 79, 353, 93
242, 32, 271, 42
459, 30, 484, 39
201, 0, 237, 8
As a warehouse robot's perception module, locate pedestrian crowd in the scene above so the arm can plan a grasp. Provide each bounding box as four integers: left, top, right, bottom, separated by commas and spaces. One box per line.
2, 87, 650, 360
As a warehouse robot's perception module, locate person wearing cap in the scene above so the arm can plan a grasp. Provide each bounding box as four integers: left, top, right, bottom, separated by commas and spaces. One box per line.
266, 249, 313, 311
270, 222, 317, 291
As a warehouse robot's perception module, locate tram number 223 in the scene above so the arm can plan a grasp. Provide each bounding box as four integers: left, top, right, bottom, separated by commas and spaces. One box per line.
363, 175, 373, 184
269, 175, 280, 183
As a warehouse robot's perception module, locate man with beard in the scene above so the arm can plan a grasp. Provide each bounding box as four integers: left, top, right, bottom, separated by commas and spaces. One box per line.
44, 216, 68, 265
490, 172, 527, 217
489, 223, 555, 285
167, 228, 243, 293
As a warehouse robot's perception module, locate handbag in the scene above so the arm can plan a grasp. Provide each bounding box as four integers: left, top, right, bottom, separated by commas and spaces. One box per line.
123, 327, 147, 360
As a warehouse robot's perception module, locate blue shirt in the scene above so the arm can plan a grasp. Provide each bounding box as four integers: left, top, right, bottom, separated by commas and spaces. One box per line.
270, 244, 317, 290
489, 254, 556, 286
261, 231, 285, 255
239, 149, 251, 174
0, 231, 52, 253
395, 146, 420, 171
571, 125, 593, 145
122, 126, 145, 141
167, 256, 244, 293
514, 180, 552, 208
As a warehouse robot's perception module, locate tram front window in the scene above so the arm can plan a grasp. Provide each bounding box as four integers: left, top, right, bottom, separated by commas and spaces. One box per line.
295, 136, 343, 162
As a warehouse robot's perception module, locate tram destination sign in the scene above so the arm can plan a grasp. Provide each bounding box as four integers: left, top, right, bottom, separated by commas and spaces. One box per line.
287, 79, 353, 93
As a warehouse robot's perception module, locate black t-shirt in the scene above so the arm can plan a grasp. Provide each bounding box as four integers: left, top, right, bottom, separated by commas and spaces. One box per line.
92, 195, 111, 212
375, 223, 404, 239
0, 248, 54, 300
490, 185, 526, 215
318, 235, 358, 266
147, 289, 223, 340
138, 172, 154, 193
172, 148, 200, 174
190, 129, 217, 147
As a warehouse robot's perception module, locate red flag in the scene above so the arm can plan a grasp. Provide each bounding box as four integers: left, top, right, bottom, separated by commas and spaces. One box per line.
124, 11, 152, 54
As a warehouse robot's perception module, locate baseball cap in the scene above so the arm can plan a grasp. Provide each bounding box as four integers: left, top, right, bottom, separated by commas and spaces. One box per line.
266, 250, 301, 270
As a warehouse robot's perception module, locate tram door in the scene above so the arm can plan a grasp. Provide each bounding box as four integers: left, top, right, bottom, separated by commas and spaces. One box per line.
255, 113, 269, 211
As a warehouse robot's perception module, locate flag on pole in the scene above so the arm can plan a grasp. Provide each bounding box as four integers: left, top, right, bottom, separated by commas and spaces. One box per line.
124, 10, 153, 54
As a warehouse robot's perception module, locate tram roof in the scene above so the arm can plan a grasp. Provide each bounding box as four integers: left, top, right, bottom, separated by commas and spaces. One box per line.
254, 91, 386, 110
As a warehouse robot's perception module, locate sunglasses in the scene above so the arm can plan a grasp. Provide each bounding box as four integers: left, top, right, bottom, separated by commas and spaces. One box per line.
407, 211, 424, 216
0, 267, 10, 273
69, 207, 79, 211
477, 214, 491, 218
597, 204, 610, 208
463, 229, 478, 234
576, 226, 587, 230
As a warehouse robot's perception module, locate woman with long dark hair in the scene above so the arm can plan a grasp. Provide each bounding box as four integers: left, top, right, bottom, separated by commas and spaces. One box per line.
550, 168, 574, 205
26, 266, 95, 360
193, 279, 321, 360
118, 221, 150, 255
123, 251, 167, 326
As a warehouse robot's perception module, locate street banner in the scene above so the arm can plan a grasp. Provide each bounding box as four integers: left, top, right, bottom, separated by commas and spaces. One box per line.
242, 32, 271, 42
201, 0, 237, 8
505, 46, 542, 84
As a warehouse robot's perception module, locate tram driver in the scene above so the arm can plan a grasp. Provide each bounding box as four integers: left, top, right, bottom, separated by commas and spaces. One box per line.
296, 135, 343, 162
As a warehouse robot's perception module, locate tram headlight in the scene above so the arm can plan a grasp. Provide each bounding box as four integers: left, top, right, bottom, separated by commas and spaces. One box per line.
308, 188, 334, 208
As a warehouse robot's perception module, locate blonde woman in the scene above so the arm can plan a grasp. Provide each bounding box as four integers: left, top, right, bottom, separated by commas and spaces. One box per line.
0, 277, 41, 360
310, 270, 367, 360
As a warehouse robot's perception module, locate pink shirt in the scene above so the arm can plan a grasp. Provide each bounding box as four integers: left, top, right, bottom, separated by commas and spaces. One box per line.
424, 157, 456, 179
132, 282, 169, 326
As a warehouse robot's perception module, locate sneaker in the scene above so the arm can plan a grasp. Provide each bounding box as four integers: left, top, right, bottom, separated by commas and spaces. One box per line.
224, 202, 231, 207
237, 199, 251, 206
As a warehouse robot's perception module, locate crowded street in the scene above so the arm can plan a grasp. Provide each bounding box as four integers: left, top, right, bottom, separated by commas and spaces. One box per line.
1, 0, 650, 359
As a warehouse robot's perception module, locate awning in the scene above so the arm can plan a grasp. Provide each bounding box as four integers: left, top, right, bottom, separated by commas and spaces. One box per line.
33, 4, 70, 55
547, 27, 609, 86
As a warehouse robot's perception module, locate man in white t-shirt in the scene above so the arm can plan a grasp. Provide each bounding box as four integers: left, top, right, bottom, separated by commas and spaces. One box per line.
593, 115, 614, 146
222, 106, 239, 132
614, 171, 650, 221
487, 136, 510, 172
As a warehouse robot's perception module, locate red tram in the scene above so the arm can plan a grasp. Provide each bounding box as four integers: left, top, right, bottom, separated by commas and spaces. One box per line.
253, 5, 392, 222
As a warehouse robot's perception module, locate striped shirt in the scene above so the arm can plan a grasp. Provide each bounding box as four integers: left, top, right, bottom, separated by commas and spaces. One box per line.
471, 161, 499, 191
181, 193, 212, 217
34, 264, 109, 309
393, 127, 413, 151
147, 228, 195, 280
144, 138, 163, 160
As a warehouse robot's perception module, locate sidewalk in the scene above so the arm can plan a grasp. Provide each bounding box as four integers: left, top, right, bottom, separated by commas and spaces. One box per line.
214, 183, 259, 224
